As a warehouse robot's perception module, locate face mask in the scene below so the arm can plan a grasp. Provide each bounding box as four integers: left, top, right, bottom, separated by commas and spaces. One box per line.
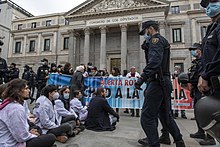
144, 34, 151, 42
206, 2, 220, 18
63, 93, 69, 100
53, 92, 59, 100
191, 50, 198, 57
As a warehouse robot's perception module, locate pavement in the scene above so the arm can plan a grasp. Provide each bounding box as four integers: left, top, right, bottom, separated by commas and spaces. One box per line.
55, 110, 220, 147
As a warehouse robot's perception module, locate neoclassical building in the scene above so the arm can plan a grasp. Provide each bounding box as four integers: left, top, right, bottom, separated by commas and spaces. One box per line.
8, 0, 211, 74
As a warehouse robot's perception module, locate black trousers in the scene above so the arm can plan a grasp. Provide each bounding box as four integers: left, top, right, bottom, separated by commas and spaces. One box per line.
26, 134, 56, 147
141, 78, 182, 147
47, 123, 72, 137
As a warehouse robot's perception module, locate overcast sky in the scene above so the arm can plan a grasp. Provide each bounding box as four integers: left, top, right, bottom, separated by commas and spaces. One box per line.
12, 0, 87, 16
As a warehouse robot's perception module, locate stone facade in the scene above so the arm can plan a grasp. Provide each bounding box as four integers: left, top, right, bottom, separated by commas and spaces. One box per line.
8, 0, 211, 75
0, 0, 33, 61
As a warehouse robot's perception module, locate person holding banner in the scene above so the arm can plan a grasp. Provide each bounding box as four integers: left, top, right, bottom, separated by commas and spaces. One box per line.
70, 65, 85, 100
135, 20, 185, 147
126, 66, 140, 117
85, 88, 119, 131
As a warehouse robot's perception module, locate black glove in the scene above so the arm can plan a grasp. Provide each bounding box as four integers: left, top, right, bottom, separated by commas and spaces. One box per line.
141, 40, 149, 51
135, 78, 144, 90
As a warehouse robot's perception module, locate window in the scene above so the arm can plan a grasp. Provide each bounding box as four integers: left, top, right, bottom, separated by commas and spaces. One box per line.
15, 42, 21, 53
65, 19, 69, 25
31, 22, 36, 28
63, 37, 69, 50
171, 6, 180, 14
44, 39, 50, 51
18, 24, 22, 30
172, 28, 182, 43
201, 26, 207, 39
46, 20, 51, 26
29, 40, 35, 52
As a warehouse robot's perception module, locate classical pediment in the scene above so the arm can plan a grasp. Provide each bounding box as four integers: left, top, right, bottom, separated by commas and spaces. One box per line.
65, 0, 170, 18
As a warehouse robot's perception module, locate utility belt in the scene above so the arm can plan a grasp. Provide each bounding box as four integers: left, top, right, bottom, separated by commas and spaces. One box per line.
146, 73, 170, 83
210, 75, 220, 90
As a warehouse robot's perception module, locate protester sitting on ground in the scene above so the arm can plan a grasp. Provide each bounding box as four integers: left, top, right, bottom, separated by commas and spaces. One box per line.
0, 79, 56, 147
33, 85, 75, 143
85, 87, 119, 131
70, 90, 88, 121
55, 86, 84, 134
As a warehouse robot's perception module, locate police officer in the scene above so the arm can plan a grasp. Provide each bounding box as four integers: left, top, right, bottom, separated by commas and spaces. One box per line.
188, 43, 216, 145
4, 63, 19, 83
135, 20, 185, 147
0, 40, 7, 84
196, 0, 220, 144
36, 58, 50, 99
22, 65, 31, 84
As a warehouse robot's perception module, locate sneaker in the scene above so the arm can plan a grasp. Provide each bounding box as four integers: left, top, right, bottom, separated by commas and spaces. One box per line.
175, 139, 186, 147
190, 132, 206, 139
138, 137, 149, 146
181, 115, 187, 119
199, 138, 216, 145
56, 135, 68, 143
159, 136, 171, 145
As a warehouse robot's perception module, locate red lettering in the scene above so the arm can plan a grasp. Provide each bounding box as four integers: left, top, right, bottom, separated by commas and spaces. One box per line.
125, 80, 129, 86
111, 80, 114, 85
119, 80, 122, 86
129, 80, 134, 86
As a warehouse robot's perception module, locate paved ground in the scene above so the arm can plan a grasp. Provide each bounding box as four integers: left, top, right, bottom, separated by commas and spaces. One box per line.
54, 110, 220, 147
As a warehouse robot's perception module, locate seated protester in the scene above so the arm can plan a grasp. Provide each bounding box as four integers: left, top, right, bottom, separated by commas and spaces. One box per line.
70, 90, 88, 121
85, 87, 119, 131
0, 79, 56, 147
33, 85, 75, 143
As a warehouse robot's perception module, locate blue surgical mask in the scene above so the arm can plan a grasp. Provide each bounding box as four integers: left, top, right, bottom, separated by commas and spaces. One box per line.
191, 50, 198, 57
63, 93, 69, 99
206, 2, 220, 18
144, 34, 151, 42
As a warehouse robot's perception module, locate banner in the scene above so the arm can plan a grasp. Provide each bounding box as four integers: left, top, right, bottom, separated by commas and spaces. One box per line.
48, 74, 193, 109
172, 78, 193, 110
84, 77, 146, 109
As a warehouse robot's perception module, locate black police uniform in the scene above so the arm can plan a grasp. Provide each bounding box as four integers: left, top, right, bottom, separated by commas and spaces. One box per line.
0, 57, 7, 84
4, 67, 19, 83
36, 65, 49, 99
138, 32, 183, 146
201, 19, 220, 95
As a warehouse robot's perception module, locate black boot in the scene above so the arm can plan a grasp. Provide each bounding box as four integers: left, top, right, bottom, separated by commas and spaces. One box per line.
175, 139, 186, 147
190, 132, 206, 139
159, 129, 171, 145
136, 109, 140, 117
199, 134, 216, 145
124, 108, 129, 113
130, 109, 134, 117
138, 137, 149, 146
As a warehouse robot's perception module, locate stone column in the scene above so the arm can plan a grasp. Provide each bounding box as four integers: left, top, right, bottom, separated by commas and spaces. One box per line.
23, 35, 27, 56
159, 21, 166, 37
99, 26, 107, 70
37, 33, 42, 55
84, 27, 90, 65
191, 18, 197, 44
139, 23, 146, 71
68, 29, 77, 69
8, 35, 14, 58
120, 24, 128, 73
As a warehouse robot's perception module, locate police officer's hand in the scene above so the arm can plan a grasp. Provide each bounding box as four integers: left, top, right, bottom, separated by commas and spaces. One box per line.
198, 76, 210, 93
135, 78, 144, 90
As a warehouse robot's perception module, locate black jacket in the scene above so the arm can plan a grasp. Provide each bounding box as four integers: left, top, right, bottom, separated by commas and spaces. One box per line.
85, 95, 119, 131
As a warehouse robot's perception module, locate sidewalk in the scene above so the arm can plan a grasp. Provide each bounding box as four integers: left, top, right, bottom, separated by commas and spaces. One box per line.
56, 111, 220, 147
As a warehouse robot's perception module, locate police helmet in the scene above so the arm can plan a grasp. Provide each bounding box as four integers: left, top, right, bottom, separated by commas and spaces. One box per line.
178, 73, 189, 85
189, 43, 202, 51
200, 0, 208, 8
139, 20, 159, 35
195, 94, 220, 142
